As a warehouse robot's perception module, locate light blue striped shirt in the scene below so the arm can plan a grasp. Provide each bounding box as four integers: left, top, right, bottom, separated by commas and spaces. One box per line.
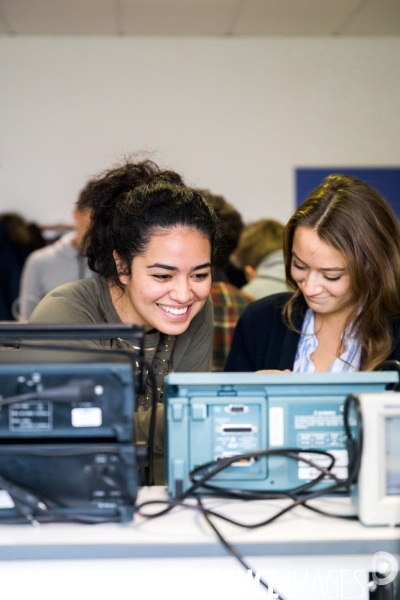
293, 309, 361, 373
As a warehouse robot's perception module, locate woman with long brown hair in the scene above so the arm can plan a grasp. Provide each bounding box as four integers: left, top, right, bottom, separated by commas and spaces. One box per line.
225, 174, 400, 372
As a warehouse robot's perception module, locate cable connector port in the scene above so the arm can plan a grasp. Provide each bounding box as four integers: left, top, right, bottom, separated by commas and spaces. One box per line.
216, 424, 258, 434
224, 404, 249, 414
218, 452, 256, 467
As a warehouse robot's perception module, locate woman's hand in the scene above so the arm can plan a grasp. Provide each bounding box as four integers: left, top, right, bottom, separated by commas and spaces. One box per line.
256, 369, 292, 373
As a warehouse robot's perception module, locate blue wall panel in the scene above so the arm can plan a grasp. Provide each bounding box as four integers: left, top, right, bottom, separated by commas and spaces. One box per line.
296, 168, 400, 218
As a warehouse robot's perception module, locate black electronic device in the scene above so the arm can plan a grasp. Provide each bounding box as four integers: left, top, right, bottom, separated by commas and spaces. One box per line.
0, 443, 137, 523
0, 324, 145, 523
0, 322, 146, 394
0, 348, 135, 442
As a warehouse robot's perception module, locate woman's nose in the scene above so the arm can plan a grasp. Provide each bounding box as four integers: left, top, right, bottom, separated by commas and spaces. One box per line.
169, 279, 193, 303
301, 272, 323, 295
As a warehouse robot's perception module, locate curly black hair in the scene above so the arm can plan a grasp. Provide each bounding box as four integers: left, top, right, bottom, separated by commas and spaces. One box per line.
77, 160, 219, 288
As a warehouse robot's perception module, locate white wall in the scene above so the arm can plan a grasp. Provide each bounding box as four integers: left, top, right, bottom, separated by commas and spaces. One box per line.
0, 36, 399, 226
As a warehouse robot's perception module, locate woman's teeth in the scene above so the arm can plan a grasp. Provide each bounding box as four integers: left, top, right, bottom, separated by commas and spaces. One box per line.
159, 304, 188, 315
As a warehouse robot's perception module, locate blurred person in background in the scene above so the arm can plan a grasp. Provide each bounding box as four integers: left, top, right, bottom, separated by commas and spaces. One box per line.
18, 184, 94, 321
232, 218, 287, 300
199, 189, 254, 371
0, 212, 45, 321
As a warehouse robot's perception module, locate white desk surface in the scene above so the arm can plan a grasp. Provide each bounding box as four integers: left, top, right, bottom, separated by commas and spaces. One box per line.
0, 487, 399, 561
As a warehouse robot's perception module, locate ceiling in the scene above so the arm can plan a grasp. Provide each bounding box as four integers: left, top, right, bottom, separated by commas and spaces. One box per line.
0, 0, 399, 36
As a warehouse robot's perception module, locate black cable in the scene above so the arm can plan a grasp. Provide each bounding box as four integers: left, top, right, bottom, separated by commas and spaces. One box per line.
197, 497, 287, 600
0, 380, 95, 408
343, 393, 363, 481
297, 501, 358, 520
374, 359, 400, 391
146, 362, 158, 486
0, 486, 132, 525
192, 484, 358, 521
187, 448, 342, 497
186, 394, 363, 519
137, 448, 334, 521
137, 448, 348, 528
137, 495, 303, 531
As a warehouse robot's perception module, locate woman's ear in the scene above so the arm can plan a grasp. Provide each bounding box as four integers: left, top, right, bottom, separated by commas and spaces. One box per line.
244, 265, 257, 281
113, 250, 129, 284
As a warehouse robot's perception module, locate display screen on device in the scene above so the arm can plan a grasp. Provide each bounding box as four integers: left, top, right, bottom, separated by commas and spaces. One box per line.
386, 417, 400, 495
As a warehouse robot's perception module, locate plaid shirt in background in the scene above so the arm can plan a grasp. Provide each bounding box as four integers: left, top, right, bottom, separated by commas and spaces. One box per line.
210, 282, 254, 371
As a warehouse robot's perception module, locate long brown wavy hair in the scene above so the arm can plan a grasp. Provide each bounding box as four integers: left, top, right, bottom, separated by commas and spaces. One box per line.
283, 174, 400, 370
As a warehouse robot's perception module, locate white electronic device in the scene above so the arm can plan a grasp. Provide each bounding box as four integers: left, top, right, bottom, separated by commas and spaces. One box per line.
354, 391, 400, 526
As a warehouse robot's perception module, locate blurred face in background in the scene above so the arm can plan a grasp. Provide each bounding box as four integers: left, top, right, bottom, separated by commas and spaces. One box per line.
73, 208, 91, 251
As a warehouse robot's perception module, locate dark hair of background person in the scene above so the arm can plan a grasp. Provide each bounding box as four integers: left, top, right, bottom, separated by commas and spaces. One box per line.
198, 188, 247, 287
283, 173, 400, 371
0, 213, 46, 253
79, 160, 220, 289
75, 179, 97, 213
232, 218, 285, 270
0, 213, 46, 320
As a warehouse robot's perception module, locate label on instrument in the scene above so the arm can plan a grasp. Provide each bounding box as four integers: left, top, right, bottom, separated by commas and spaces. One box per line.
269, 407, 284, 446
71, 407, 102, 427
9, 402, 52, 431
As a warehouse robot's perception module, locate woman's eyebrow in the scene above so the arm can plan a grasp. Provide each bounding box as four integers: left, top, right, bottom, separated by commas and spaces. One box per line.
192, 263, 212, 271
292, 252, 345, 271
292, 251, 306, 264
147, 262, 211, 271
147, 263, 177, 271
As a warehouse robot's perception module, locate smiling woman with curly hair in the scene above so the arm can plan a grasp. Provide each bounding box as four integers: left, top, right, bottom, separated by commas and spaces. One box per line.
29, 159, 220, 482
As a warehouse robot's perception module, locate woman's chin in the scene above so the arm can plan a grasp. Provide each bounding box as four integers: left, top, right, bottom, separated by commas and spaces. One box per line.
156, 315, 194, 336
